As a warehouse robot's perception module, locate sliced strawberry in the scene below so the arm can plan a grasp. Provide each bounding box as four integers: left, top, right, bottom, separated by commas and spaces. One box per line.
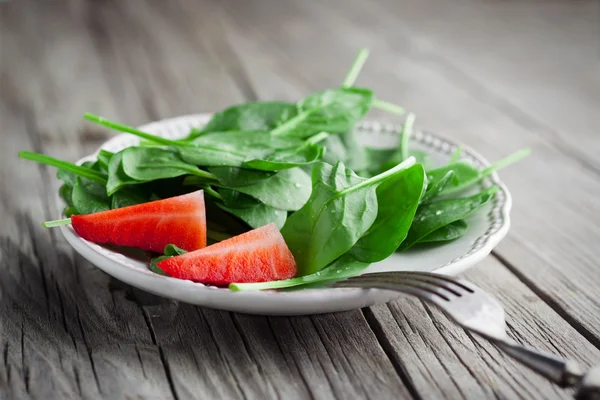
157, 223, 297, 285
72, 190, 206, 253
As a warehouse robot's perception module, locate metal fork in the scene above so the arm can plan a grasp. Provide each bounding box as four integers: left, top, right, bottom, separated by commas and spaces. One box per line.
332, 271, 600, 399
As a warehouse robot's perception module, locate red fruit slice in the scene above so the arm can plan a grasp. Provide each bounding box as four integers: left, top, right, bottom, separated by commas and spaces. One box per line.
157, 223, 297, 285
72, 190, 206, 253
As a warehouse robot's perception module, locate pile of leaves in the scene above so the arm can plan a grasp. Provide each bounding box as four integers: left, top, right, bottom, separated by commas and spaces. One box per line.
19, 49, 528, 290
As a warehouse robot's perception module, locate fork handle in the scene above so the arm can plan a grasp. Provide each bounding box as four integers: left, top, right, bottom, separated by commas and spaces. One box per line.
575, 365, 600, 400
492, 339, 583, 387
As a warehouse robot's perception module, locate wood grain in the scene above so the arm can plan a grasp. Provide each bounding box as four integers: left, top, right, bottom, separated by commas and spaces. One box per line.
1, 0, 599, 399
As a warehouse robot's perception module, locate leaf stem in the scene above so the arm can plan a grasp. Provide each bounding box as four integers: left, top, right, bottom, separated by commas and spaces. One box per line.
342, 48, 370, 87
341, 156, 416, 196
271, 109, 314, 136
481, 148, 532, 176
42, 218, 72, 228
137, 163, 217, 180
203, 186, 224, 201
449, 146, 463, 163
400, 113, 416, 162
84, 113, 190, 147
305, 132, 329, 145
19, 151, 107, 185
372, 98, 405, 116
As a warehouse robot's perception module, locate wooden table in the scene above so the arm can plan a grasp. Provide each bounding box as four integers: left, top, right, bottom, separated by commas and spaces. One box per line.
1, 0, 599, 399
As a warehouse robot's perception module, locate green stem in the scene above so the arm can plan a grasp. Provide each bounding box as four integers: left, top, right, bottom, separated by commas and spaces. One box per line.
230, 272, 323, 291
271, 109, 315, 136
137, 164, 217, 180
449, 146, 463, 163
305, 132, 329, 145
340, 156, 416, 196
400, 113, 416, 162
481, 148, 532, 176
19, 151, 107, 185
84, 113, 190, 147
342, 48, 370, 87
372, 98, 405, 116
203, 186, 224, 201
42, 218, 72, 228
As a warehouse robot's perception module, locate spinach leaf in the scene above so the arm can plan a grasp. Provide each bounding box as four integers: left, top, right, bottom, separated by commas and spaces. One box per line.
177, 145, 246, 167
426, 161, 480, 195
338, 129, 369, 171
216, 188, 287, 229
420, 170, 456, 203
111, 186, 149, 209
321, 135, 348, 166
418, 220, 468, 243
107, 151, 140, 196
96, 150, 114, 172
191, 130, 303, 150
281, 161, 381, 276
230, 253, 370, 291
296, 87, 374, 136
121, 147, 214, 181
231, 168, 311, 211
399, 186, 498, 251
59, 184, 74, 207
192, 101, 298, 137
149, 244, 188, 275
243, 143, 324, 171
72, 177, 111, 215
349, 163, 425, 262
207, 167, 275, 187
217, 203, 287, 229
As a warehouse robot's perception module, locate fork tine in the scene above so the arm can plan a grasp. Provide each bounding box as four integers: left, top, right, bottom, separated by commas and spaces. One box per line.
343, 273, 463, 297
333, 276, 452, 302
354, 271, 475, 293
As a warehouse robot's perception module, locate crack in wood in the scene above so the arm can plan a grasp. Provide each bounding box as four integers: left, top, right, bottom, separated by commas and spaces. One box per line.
492, 251, 600, 351
266, 317, 316, 400
139, 307, 180, 400
229, 314, 278, 398
75, 305, 102, 394
20, 321, 29, 394
361, 308, 422, 400
194, 308, 246, 400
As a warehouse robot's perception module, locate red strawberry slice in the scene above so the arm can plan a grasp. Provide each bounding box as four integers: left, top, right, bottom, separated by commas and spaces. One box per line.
157, 223, 297, 285
72, 190, 206, 253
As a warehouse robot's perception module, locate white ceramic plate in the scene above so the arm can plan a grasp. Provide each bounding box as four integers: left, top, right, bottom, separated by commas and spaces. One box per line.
59, 114, 511, 315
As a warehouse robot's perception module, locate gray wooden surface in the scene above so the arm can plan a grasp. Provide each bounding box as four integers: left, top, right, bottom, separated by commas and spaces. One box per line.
1, 0, 599, 399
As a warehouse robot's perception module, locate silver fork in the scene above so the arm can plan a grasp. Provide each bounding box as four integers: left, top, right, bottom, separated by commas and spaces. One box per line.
331, 271, 600, 399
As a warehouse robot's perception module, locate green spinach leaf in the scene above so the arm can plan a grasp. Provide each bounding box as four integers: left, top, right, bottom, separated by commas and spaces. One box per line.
121, 147, 214, 181
281, 161, 380, 276
191, 101, 298, 137
421, 170, 456, 203
149, 244, 188, 275
243, 143, 324, 171
399, 186, 498, 251
72, 177, 111, 215
107, 151, 140, 196
418, 220, 468, 243
349, 163, 425, 262
207, 167, 275, 187
231, 168, 311, 211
